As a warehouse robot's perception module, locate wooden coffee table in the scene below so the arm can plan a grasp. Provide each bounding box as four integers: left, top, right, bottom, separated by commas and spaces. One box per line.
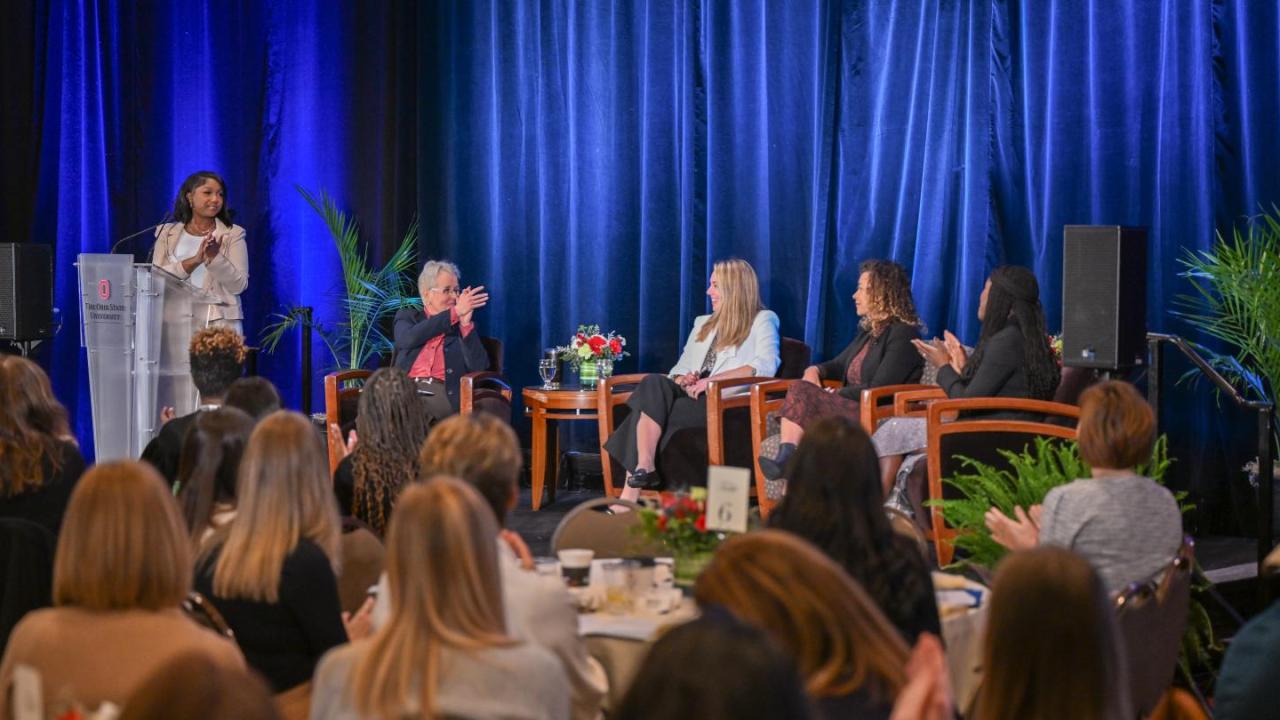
523, 385, 600, 510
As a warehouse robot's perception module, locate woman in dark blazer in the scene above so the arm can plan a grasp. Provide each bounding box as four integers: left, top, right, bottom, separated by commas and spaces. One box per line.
759, 260, 923, 480
874, 265, 1060, 493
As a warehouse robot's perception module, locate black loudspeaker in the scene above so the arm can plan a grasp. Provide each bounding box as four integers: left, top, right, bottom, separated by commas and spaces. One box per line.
1061, 226, 1147, 370
0, 243, 54, 341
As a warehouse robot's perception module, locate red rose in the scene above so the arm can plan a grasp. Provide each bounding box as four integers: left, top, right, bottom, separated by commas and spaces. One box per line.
657, 515, 668, 531
588, 335, 607, 353
695, 514, 707, 532
609, 337, 623, 354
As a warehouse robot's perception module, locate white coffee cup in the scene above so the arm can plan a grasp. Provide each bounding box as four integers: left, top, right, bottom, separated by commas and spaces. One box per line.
557, 548, 594, 587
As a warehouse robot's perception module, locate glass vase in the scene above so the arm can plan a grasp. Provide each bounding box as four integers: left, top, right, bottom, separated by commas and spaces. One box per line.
578, 359, 599, 389
673, 550, 714, 588
596, 357, 614, 380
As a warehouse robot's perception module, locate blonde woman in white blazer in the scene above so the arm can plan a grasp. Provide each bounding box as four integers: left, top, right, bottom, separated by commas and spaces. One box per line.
604, 258, 780, 499
151, 171, 248, 335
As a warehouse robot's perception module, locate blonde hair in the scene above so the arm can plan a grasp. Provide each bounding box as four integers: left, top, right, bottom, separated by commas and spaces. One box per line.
695, 530, 909, 701
697, 258, 765, 350
418, 414, 522, 526
201, 410, 341, 602
351, 479, 512, 718
54, 461, 191, 610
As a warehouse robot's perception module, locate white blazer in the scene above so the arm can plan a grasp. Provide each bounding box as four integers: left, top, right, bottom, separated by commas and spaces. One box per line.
669, 310, 781, 378
150, 218, 248, 322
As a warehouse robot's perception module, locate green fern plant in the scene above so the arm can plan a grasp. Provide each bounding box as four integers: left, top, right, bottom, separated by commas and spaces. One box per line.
933, 435, 1173, 569
260, 187, 422, 370
1175, 207, 1280, 451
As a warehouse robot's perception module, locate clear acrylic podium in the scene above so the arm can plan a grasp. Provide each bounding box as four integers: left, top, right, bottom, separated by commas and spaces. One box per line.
77, 254, 227, 461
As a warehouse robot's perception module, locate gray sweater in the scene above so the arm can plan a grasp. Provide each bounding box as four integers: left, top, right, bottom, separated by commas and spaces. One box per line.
1040, 474, 1183, 594
309, 639, 570, 720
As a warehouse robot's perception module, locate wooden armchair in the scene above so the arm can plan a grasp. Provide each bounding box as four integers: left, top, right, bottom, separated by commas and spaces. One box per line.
747, 378, 840, 518
459, 336, 512, 420
924, 397, 1081, 565
323, 369, 373, 475
598, 337, 811, 498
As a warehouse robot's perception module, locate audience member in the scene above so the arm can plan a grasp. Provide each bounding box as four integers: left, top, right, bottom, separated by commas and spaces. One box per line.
874, 265, 1059, 493
769, 416, 941, 642
330, 367, 429, 534
984, 380, 1182, 593
312, 479, 569, 720
121, 651, 280, 720
0, 461, 243, 718
605, 258, 780, 497
194, 410, 369, 694
972, 547, 1129, 720
760, 260, 923, 480
223, 376, 282, 421
174, 407, 254, 546
141, 327, 246, 485
696, 530, 911, 719
370, 413, 608, 719
1214, 597, 1280, 720
615, 610, 813, 720
0, 356, 85, 538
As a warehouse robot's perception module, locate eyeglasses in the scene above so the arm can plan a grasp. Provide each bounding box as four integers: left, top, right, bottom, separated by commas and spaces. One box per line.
431, 286, 462, 296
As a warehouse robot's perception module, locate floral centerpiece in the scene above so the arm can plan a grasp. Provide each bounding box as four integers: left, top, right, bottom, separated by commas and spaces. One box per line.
556, 324, 629, 388
633, 491, 724, 586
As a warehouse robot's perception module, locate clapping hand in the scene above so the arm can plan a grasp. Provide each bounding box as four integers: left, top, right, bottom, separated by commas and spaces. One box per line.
911, 337, 951, 368
985, 504, 1043, 551
201, 232, 222, 262
455, 285, 489, 322
943, 330, 967, 372
891, 633, 953, 720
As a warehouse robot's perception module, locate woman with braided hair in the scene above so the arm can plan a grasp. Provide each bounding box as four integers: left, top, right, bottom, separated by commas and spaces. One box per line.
332, 368, 430, 536
874, 265, 1060, 494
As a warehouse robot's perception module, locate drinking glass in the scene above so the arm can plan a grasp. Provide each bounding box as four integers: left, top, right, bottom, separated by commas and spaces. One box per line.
538, 358, 558, 390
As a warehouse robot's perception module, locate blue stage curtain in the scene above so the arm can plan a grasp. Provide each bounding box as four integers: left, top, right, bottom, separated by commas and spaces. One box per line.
419, 0, 1279, 511
27, 0, 418, 452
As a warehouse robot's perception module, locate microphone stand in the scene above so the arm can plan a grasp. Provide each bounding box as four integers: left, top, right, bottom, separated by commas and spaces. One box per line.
110, 214, 173, 256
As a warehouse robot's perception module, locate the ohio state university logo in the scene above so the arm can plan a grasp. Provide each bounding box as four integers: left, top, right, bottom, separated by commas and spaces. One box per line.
98, 279, 111, 300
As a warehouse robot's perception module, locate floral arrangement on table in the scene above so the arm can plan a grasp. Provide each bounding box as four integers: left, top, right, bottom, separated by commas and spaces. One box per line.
633, 491, 725, 585
556, 324, 629, 371
1048, 333, 1064, 366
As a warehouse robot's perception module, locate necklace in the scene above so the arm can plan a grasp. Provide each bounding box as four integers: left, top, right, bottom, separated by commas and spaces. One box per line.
185, 221, 214, 235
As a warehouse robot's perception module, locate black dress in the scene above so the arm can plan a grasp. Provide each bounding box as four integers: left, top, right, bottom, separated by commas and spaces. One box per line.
0, 440, 86, 538
193, 539, 348, 692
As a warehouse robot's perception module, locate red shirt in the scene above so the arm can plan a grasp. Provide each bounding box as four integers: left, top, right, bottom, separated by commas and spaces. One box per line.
408, 308, 475, 379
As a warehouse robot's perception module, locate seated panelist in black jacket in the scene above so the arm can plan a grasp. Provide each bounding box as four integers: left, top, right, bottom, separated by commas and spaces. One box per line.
392, 259, 491, 424
758, 260, 924, 481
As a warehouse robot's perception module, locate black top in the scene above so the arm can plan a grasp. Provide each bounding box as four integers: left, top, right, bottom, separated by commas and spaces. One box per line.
0, 440, 86, 538
864, 535, 943, 643
333, 454, 355, 517
194, 539, 348, 692
391, 307, 491, 413
816, 321, 924, 400
935, 325, 1028, 400
140, 411, 203, 487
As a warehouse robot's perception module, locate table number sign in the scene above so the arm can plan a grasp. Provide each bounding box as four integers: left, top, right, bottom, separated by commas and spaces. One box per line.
705, 465, 751, 534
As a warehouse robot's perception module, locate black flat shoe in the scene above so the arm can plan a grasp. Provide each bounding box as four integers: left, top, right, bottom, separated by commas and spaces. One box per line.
625, 468, 662, 490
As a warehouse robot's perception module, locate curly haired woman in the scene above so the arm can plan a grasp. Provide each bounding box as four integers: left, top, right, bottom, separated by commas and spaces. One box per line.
759, 260, 924, 480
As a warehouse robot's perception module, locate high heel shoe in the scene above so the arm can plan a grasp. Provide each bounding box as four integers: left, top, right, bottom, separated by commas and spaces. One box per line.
758, 442, 796, 481
625, 468, 662, 490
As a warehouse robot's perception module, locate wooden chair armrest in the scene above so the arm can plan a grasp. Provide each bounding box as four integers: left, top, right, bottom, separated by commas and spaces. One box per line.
705, 376, 773, 466
459, 371, 513, 414
822, 379, 842, 390
893, 388, 947, 416
598, 373, 654, 499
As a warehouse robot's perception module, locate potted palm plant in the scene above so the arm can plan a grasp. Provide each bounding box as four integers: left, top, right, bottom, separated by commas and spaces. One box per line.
260, 187, 421, 370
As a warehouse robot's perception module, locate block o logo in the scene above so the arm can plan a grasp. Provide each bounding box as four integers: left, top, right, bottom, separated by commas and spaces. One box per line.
98, 279, 111, 300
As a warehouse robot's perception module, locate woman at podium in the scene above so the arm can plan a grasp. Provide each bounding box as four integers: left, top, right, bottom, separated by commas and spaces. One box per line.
151, 171, 248, 334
